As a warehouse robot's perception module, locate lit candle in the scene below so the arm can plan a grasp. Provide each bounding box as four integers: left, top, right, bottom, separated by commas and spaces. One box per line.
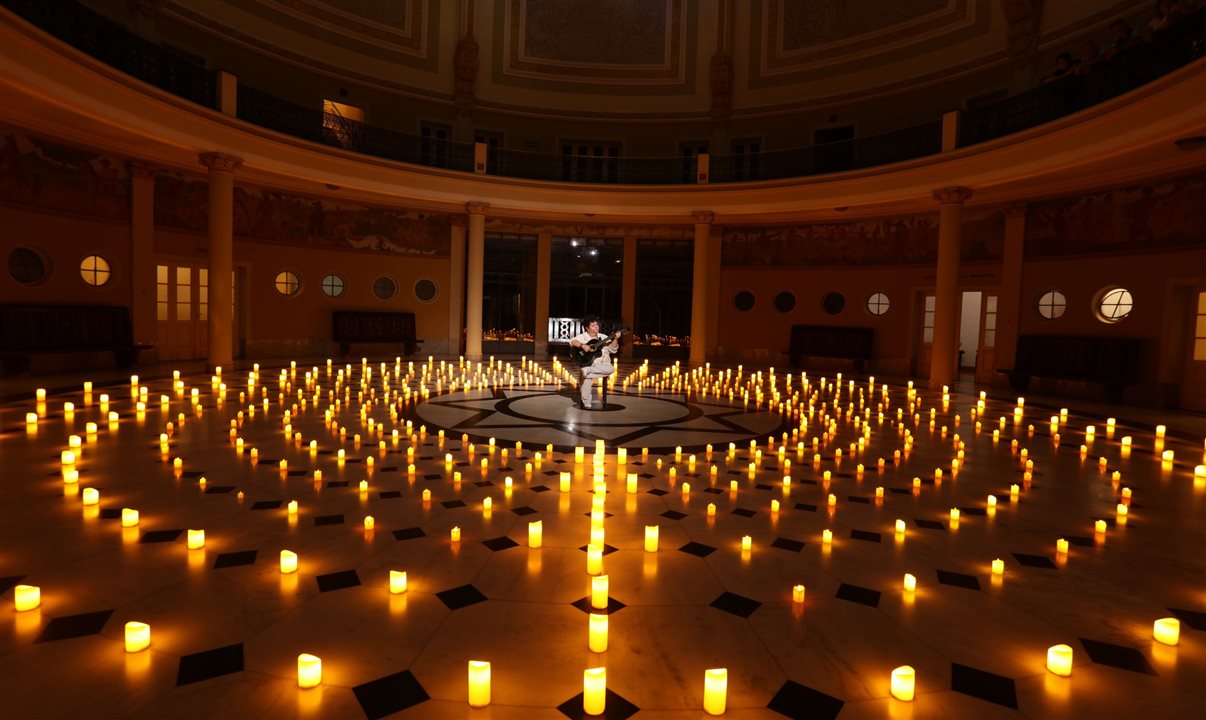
390, 570, 408, 594
124, 621, 151, 652
589, 613, 608, 652
1047, 644, 1073, 676
451, 527, 461, 542
529, 521, 543, 548
644, 525, 659, 552
280, 550, 298, 573
890, 666, 915, 701
287, 500, 298, 515
1116, 503, 1128, 525
822, 529, 833, 544
187, 529, 205, 549
591, 575, 609, 609
703, 668, 728, 715
792, 584, 806, 604
903, 573, 917, 592
707, 503, 716, 517
895, 519, 906, 534
468, 660, 491, 708
560, 472, 572, 493
1095, 519, 1107, 534
297, 653, 322, 689
587, 544, 603, 575
82, 488, 99, 505
583, 667, 606, 716
992, 558, 1004, 575
364, 515, 375, 531
771, 499, 780, 512
121, 508, 139, 528
422, 489, 431, 502
1057, 538, 1069, 554
14, 584, 40, 611
626, 473, 637, 493
1153, 618, 1180, 646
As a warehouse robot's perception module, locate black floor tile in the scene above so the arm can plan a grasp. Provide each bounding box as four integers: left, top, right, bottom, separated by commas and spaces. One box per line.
582, 511, 614, 519
679, 541, 717, 558
441, 500, 467, 509
316, 570, 361, 593
794, 503, 818, 512
1012, 552, 1058, 569
139, 529, 183, 543
510, 506, 538, 516
175, 644, 244, 686
475, 480, 494, 487
556, 689, 639, 720
353, 669, 430, 720
959, 506, 987, 517
1079, 637, 1156, 674
851, 529, 882, 543
326, 481, 349, 488
423, 474, 442, 481
529, 485, 551, 492
660, 510, 687, 520
848, 495, 871, 504
34, 609, 113, 643
731, 507, 756, 517
571, 596, 627, 615
577, 544, 619, 556
179, 471, 205, 479
767, 680, 844, 720
212, 550, 257, 569
647, 489, 669, 496
483, 536, 520, 551
937, 570, 981, 591
1169, 607, 1206, 631
436, 584, 488, 610
393, 527, 425, 541
249, 500, 281, 510
710, 591, 762, 618
314, 514, 344, 526
755, 483, 774, 490
771, 537, 806, 553
1065, 535, 1095, 547
951, 663, 1018, 708
914, 518, 947, 530
835, 583, 881, 608
888, 487, 912, 495
99, 508, 122, 520
203, 485, 235, 494
377, 490, 402, 499
704, 487, 724, 495
0, 576, 24, 595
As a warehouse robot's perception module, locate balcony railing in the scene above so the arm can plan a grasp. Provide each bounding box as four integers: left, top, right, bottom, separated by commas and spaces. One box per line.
5, 0, 1203, 185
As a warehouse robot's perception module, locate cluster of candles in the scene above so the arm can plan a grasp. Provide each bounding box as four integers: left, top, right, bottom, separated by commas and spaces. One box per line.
14, 359, 1206, 714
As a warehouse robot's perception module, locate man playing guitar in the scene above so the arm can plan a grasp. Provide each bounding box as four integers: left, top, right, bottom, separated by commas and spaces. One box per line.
570, 315, 621, 410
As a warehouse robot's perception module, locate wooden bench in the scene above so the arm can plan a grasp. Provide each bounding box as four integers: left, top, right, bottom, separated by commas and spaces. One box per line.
332, 311, 417, 356
788, 325, 875, 371
999, 335, 1142, 403
0, 304, 151, 375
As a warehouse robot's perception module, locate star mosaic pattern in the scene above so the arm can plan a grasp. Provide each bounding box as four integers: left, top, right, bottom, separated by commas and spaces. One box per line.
0, 358, 1203, 718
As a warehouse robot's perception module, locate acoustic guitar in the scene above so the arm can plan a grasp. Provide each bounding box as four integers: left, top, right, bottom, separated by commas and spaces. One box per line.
570, 328, 631, 366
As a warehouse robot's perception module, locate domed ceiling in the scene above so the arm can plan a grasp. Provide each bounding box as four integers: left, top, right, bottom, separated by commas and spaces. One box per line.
141, 0, 1142, 119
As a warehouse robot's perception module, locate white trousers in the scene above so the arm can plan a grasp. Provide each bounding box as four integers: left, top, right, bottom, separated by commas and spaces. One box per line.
580, 363, 613, 407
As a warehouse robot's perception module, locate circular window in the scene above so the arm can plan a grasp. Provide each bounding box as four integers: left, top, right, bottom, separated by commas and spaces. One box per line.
733, 291, 755, 312
274, 271, 300, 296
866, 292, 890, 316
773, 291, 796, 313
414, 277, 439, 303
320, 273, 346, 298
1096, 287, 1133, 323
373, 276, 398, 300
821, 292, 845, 315
1038, 290, 1066, 320
8, 247, 49, 285
80, 255, 111, 287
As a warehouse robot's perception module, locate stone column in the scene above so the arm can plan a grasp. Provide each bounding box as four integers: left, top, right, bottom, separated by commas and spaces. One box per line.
929, 187, 972, 388
534, 231, 552, 357
464, 201, 488, 360
448, 216, 467, 356
691, 211, 714, 366
128, 161, 159, 351
199, 152, 243, 371
995, 203, 1027, 373
706, 225, 722, 359
620, 234, 637, 359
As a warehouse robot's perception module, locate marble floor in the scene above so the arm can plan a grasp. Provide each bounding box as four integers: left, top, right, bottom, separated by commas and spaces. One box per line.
1, 357, 1204, 719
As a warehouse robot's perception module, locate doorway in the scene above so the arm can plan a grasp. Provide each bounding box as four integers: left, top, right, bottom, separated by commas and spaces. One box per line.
958, 291, 982, 373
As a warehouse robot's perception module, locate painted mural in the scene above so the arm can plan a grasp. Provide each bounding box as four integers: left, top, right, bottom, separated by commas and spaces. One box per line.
1025, 176, 1206, 257
722, 208, 1003, 267
152, 175, 451, 256
0, 131, 130, 221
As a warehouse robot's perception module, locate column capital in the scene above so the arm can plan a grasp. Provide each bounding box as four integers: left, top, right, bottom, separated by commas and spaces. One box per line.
450, 215, 468, 228
127, 161, 163, 181
691, 210, 715, 224
465, 201, 490, 216
932, 186, 972, 205
199, 152, 243, 173
1002, 202, 1028, 219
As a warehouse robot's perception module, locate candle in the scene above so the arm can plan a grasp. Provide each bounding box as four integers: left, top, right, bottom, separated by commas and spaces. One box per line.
703, 668, 728, 715
451, 527, 461, 542
707, 503, 716, 517
121, 508, 139, 528
822, 529, 833, 544
591, 575, 609, 609
992, 558, 1004, 575
280, 550, 298, 574
288, 500, 298, 515
82, 488, 99, 505
1153, 618, 1180, 646
792, 584, 806, 604
771, 499, 780, 512
626, 473, 637, 493
422, 489, 431, 502
587, 544, 603, 575
890, 666, 915, 701
560, 472, 572, 492
644, 525, 659, 552
14, 584, 40, 611
187, 529, 205, 549
895, 519, 906, 534
467, 660, 491, 708
903, 573, 916, 592
1116, 503, 1128, 525
1057, 538, 1069, 554
589, 613, 608, 652
583, 667, 606, 716
390, 570, 407, 594
124, 621, 151, 653
297, 653, 322, 689
529, 521, 543, 548
1047, 644, 1073, 676
364, 516, 375, 531
1094, 519, 1107, 534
